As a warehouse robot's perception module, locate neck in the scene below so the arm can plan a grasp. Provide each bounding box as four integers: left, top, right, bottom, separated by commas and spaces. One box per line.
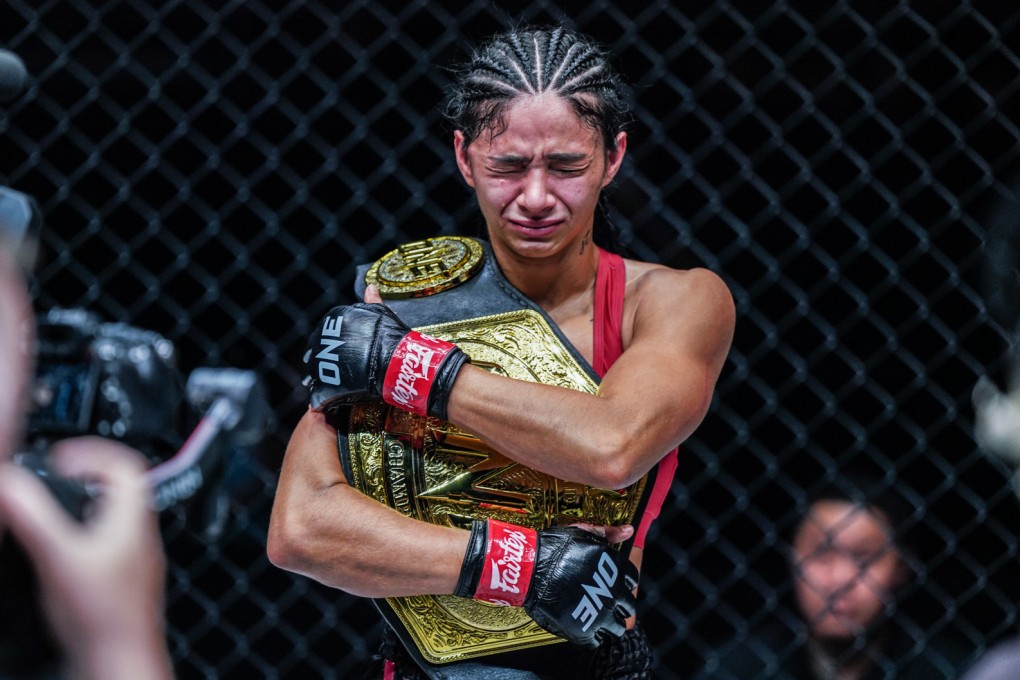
492, 240, 601, 309
806, 629, 890, 680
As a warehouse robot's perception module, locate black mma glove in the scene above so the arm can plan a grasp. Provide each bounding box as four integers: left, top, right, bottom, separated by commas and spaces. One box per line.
304, 303, 470, 419
454, 518, 639, 648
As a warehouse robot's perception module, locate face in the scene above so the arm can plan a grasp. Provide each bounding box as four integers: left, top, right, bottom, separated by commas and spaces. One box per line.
791, 500, 907, 641
454, 93, 626, 261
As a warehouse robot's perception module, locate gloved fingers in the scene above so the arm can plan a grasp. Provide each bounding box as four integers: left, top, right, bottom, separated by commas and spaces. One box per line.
357, 288, 404, 323
623, 560, 640, 593
598, 610, 629, 642
310, 393, 364, 411
614, 589, 638, 621
570, 522, 633, 545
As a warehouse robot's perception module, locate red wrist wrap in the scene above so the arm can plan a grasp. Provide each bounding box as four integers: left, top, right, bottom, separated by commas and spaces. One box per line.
382, 331, 456, 416
474, 519, 538, 607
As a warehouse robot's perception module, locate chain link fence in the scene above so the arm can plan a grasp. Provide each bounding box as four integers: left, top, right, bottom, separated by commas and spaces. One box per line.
3, 1, 1019, 677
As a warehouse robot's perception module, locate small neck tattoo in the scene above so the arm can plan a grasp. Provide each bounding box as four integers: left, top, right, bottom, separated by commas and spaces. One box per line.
579, 229, 592, 255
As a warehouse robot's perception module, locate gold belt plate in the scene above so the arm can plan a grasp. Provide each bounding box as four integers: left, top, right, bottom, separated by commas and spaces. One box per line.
344, 309, 648, 664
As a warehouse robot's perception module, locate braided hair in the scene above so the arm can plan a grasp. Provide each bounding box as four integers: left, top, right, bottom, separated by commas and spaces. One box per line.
443, 26, 633, 252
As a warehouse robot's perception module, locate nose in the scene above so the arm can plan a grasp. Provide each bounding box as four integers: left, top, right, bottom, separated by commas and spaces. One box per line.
517, 169, 555, 215
820, 557, 861, 596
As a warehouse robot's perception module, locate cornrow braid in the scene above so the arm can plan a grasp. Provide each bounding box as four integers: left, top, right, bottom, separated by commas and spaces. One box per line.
443, 25, 632, 152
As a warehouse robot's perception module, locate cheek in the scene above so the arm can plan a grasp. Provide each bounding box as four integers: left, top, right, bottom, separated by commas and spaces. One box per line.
565, 178, 603, 207
859, 563, 901, 601
477, 180, 518, 211
794, 575, 827, 615
0, 283, 31, 456
543, 182, 600, 219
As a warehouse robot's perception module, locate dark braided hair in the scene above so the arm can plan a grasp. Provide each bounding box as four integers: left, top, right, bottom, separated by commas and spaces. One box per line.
443, 26, 631, 150
443, 26, 633, 252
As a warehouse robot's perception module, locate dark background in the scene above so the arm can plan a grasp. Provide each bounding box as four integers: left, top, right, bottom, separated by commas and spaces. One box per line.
3, 1, 1020, 677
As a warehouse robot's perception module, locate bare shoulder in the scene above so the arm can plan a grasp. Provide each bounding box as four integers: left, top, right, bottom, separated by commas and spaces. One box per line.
620, 259, 735, 352
623, 259, 733, 311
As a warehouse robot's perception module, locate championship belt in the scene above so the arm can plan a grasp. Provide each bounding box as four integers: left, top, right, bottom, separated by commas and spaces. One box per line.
333, 237, 651, 673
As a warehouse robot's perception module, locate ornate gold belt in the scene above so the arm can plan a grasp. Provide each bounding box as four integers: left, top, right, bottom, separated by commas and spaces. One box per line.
339, 309, 647, 665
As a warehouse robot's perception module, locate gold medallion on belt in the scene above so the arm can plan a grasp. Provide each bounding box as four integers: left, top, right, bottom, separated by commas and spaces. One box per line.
342, 309, 648, 665
364, 235, 484, 299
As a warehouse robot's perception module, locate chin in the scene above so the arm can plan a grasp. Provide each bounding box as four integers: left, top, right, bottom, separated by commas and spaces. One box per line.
501, 239, 560, 258
812, 617, 868, 642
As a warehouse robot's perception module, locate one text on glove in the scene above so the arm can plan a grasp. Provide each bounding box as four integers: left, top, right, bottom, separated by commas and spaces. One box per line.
316, 315, 344, 385
570, 552, 620, 632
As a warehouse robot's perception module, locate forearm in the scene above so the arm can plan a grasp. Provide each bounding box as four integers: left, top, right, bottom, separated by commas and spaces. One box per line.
268, 410, 469, 597
445, 364, 710, 489
270, 482, 468, 596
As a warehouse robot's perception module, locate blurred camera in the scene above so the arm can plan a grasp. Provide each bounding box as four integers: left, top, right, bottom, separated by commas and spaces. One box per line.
27, 307, 186, 456
15, 305, 270, 522
0, 309, 185, 674
1, 78, 270, 673
1, 308, 270, 674
13, 307, 190, 523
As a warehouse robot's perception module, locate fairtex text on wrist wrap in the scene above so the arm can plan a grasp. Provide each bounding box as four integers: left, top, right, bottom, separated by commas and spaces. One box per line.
455, 518, 640, 649
456, 519, 538, 607
382, 330, 468, 420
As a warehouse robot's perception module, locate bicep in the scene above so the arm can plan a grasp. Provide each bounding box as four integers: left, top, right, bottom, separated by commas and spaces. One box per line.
277, 408, 347, 490
598, 269, 735, 450
270, 408, 348, 553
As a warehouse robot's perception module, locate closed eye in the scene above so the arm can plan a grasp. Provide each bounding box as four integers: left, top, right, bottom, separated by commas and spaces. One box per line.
552, 165, 588, 175
486, 154, 529, 175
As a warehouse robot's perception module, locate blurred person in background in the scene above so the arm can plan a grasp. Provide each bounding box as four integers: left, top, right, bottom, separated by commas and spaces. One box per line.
971, 182, 1020, 492
960, 593, 1020, 680
696, 469, 975, 680
0, 241, 174, 680
961, 379, 1020, 673
959, 185, 1020, 680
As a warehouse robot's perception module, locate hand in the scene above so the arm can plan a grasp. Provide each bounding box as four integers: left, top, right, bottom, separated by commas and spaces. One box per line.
0, 248, 33, 457
455, 519, 639, 648
570, 522, 635, 546
304, 295, 470, 419
0, 438, 173, 679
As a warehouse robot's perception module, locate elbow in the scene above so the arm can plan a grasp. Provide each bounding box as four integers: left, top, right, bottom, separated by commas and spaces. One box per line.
588, 435, 647, 490
592, 464, 643, 491
267, 510, 316, 574
266, 521, 298, 573
587, 401, 710, 489
266, 519, 365, 595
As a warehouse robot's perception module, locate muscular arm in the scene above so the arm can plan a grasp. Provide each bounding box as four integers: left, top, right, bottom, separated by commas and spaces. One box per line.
268, 409, 636, 598
270, 265, 729, 595
267, 408, 468, 596
444, 266, 734, 490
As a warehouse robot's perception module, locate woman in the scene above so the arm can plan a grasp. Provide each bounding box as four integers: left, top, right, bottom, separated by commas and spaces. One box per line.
269, 25, 735, 679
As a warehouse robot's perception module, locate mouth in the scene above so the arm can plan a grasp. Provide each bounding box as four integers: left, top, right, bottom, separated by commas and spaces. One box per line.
824, 599, 864, 625
508, 219, 562, 233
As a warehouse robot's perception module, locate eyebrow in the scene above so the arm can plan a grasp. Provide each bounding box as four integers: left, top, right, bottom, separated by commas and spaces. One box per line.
488, 152, 591, 164
547, 152, 589, 163
489, 154, 528, 165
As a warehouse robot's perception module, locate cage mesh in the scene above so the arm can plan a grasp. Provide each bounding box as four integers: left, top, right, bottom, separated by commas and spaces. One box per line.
2, 1, 1020, 677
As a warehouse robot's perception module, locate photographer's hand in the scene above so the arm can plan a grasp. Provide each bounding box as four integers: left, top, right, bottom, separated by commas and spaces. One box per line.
0, 438, 174, 680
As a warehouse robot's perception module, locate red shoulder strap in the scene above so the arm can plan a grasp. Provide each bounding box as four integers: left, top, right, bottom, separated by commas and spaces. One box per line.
592, 248, 678, 551
593, 248, 626, 378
